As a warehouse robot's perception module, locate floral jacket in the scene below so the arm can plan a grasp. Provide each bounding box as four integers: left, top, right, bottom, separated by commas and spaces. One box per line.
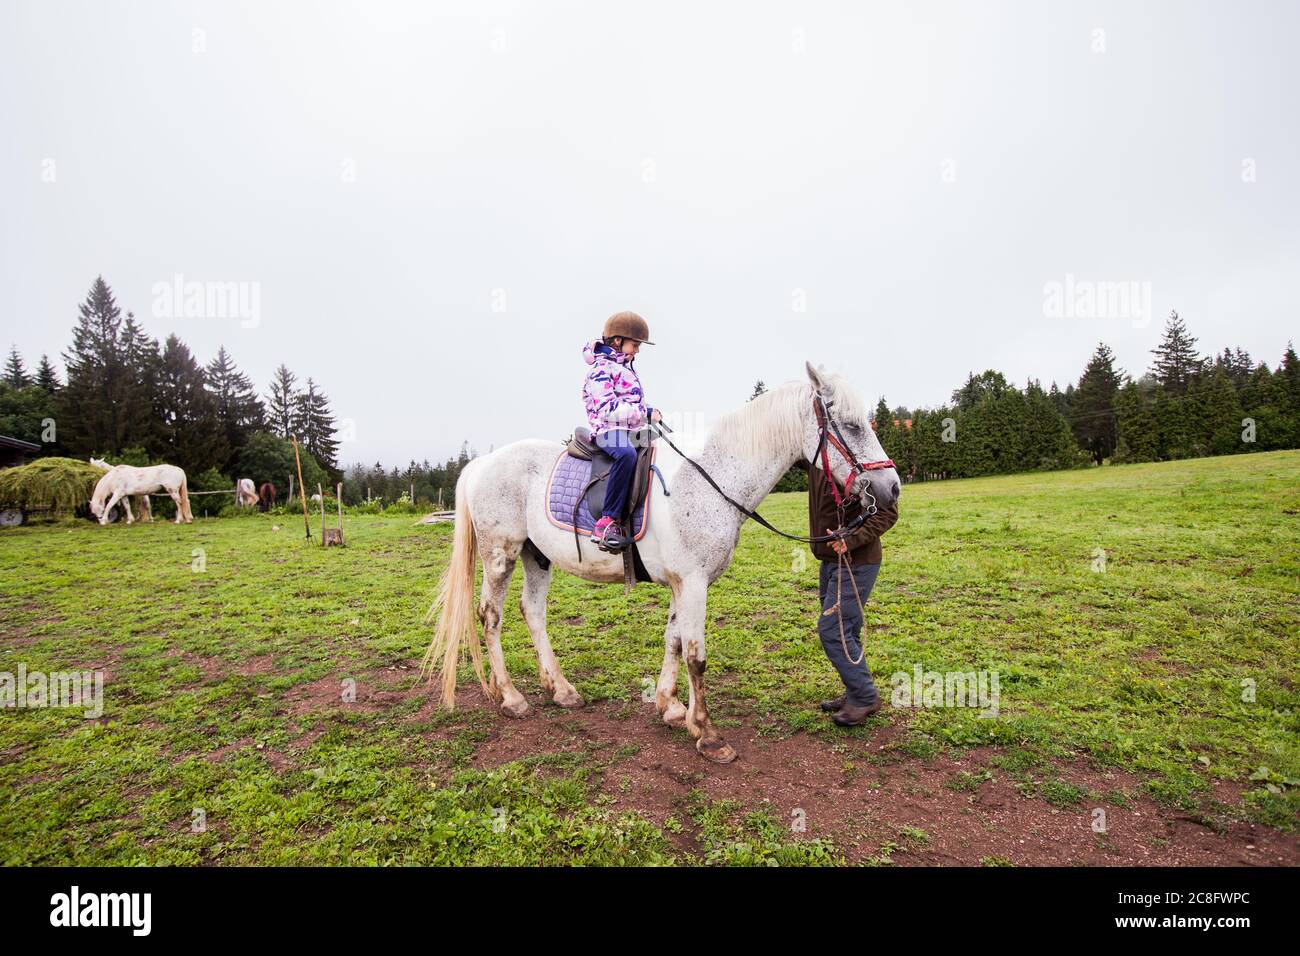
582, 340, 654, 438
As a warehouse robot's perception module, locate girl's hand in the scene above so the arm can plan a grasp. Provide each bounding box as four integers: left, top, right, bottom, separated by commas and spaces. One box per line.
651, 408, 662, 424
827, 529, 848, 555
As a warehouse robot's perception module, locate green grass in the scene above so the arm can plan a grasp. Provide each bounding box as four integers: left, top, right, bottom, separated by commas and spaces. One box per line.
1, 451, 1297, 864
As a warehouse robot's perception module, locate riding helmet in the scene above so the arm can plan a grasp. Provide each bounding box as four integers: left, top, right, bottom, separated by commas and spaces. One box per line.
602, 311, 654, 345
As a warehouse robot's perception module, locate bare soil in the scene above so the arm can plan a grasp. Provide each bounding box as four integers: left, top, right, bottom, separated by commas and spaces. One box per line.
269, 667, 1300, 866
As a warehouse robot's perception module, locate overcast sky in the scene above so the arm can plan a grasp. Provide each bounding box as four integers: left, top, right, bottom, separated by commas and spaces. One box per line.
3, 0, 1296, 465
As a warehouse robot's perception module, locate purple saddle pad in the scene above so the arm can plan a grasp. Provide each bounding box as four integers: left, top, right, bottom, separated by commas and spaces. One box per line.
545, 450, 650, 539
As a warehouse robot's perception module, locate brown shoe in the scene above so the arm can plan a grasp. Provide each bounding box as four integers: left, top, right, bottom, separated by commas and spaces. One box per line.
832, 699, 884, 726
819, 693, 847, 712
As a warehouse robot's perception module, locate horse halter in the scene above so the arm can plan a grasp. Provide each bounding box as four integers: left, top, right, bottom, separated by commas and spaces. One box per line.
812, 394, 895, 512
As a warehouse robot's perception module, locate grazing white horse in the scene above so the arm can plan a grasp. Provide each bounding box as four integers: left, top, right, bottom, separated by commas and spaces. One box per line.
423, 363, 901, 763
235, 478, 257, 508
90, 463, 193, 525
88, 458, 152, 523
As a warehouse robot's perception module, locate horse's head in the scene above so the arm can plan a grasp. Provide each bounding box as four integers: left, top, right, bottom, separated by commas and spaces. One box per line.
803, 361, 900, 511
87, 471, 114, 518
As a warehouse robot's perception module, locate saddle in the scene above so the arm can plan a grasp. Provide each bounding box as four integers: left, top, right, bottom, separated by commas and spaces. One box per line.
544, 425, 666, 594
564, 425, 657, 533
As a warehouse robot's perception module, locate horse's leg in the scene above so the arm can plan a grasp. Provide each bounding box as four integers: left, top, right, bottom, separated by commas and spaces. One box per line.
121, 496, 135, 524
100, 490, 126, 525
678, 579, 737, 763
655, 585, 687, 728
518, 546, 583, 708
136, 495, 152, 522
166, 485, 184, 523
479, 543, 528, 717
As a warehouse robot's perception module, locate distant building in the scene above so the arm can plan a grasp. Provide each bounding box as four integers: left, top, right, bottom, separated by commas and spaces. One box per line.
0, 436, 41, 469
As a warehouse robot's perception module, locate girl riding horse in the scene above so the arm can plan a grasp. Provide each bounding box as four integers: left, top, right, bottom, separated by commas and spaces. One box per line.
582, 311, 662, 551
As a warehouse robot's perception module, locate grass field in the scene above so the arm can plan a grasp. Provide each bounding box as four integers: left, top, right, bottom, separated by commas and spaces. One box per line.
1, 451, 1297, 865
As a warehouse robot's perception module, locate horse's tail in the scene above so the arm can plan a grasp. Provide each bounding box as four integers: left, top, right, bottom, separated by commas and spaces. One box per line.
420, 475, 487, 709
178, 473, 193, 522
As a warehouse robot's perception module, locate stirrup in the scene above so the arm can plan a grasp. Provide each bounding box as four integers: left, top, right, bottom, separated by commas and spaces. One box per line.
594, 521, 628, 554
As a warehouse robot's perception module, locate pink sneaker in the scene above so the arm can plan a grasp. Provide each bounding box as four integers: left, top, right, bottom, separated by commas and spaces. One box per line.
592, 516, 615, 544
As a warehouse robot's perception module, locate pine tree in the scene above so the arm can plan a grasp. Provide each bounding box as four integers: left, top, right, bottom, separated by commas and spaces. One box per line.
4, 346, 31, 388
1048, 382, 1071, 418
1200, 367, 1245, 455
872, 397, 900, 462
206, 346, 266, 473
1215, 347, 1254, 390
118, 312, 160, 454
1024, 379, 1082, 470
266, 364, 297, 439
35, 355, 60, 393
1071, 343, 1123, 464
1113, 378, 1160, 463
293, 378, 339, 475
1149, 310, 1203, 395
155, 335, 225, 474
61, 276, 130, 455
952, 370, 1010, 411
1278, 343, 1300, 447
1279, 343, 1300, 407
749, 380, 767, 401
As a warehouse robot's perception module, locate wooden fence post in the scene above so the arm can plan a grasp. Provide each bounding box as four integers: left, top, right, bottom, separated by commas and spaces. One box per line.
292, 438, 310, 540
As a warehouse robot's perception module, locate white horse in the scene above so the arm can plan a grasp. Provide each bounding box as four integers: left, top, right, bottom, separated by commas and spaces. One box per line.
235, 478, 258, 508
88, 458, 152, 523
423, 363, 900, 763
90, 463, 193, 525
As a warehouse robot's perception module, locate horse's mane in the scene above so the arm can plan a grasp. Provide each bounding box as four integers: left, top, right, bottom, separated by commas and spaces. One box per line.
706, 374, 869, 462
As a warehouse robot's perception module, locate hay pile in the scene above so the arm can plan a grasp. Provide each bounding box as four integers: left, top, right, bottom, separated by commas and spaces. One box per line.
0, 457, 102, 515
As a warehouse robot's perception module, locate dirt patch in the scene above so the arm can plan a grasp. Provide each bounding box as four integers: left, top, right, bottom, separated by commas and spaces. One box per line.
445, 690, 1299, 867
236, 655, 277, 677
164, 650, 228, 683
221, 662, 1298, 866
280, 667, 438, 720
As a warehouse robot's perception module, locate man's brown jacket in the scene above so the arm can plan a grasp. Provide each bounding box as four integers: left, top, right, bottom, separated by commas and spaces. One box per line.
805, 461, 899, 566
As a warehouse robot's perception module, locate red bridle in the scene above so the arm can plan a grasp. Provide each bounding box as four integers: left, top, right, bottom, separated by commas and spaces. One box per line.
813, 395, 895, 508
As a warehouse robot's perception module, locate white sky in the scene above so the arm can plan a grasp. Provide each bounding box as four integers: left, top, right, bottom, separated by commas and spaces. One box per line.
3, 0, 1297, 465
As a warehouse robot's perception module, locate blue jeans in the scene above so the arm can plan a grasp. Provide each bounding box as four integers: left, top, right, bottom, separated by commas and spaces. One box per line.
594, 429, 637, 520
817, 561, 881, 706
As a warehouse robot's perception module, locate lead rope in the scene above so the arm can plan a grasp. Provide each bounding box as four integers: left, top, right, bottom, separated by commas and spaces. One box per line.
821, 502, 870, 666
651, 402, 888, 669
649, 423, 872, 544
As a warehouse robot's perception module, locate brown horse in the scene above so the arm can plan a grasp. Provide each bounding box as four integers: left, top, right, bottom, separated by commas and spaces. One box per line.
258, 482, 277, 512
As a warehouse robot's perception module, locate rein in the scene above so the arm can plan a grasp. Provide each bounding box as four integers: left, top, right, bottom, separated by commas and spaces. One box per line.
653, 392, 896, 668
650, 394, 894, 545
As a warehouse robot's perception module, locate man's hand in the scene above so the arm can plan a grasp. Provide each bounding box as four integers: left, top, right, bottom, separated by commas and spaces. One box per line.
827, 528, 848, 555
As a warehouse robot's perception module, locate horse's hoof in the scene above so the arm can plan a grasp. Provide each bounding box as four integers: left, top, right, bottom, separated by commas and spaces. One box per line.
554, 690, 585, 709
697, 738, 737, 764
500, 698, 530, 718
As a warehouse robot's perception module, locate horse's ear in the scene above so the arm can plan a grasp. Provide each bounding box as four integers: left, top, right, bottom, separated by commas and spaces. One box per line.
805, 361, 833, 398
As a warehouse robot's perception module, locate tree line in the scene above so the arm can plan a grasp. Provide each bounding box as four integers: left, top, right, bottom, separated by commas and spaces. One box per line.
756, 311, 1299, 487
0, 276, 343, 492
338, 444, 477, 510
6, 284, 1295, 507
